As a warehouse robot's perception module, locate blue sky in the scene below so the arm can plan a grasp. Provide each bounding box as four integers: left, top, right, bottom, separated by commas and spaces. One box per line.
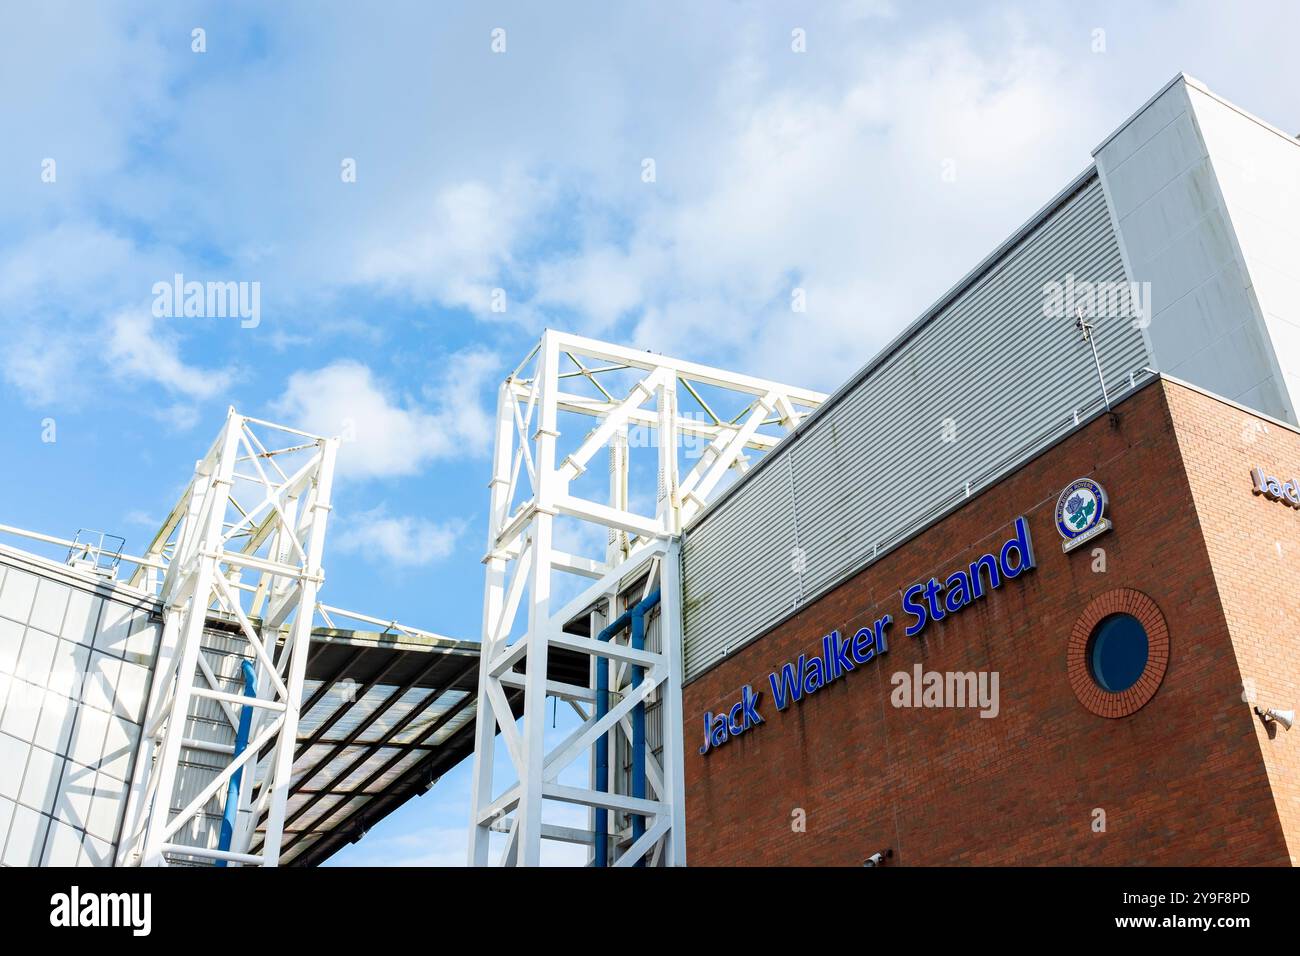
2, 1, 1298, 865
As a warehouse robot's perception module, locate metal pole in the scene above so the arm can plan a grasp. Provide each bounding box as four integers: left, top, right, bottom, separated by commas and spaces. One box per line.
1076, 307, 1111, 412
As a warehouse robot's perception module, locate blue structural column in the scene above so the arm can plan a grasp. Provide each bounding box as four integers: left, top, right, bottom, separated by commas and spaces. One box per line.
593, 589, 660, 867
216, 659, 257, 865
594, 610, 628, 867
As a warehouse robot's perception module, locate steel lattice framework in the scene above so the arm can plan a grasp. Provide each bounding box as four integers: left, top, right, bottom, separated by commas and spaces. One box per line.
468, 330, 825, 866
116, 409, 338, 866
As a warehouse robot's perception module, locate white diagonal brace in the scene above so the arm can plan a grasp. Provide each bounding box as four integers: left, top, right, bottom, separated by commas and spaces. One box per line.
557, 366, 667, 483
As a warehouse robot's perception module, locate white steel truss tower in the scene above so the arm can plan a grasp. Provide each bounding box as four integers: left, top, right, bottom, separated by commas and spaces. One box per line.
468, 330, 825, 866
116, 409, 339, 866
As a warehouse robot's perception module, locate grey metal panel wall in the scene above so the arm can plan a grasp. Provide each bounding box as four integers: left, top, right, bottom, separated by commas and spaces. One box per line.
682, 174, 1150, 680
166, 627, 251, 863
681, 447, 800, 676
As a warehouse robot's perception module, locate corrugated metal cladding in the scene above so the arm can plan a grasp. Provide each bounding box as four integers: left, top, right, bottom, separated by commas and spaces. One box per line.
681, 173, 1151, 681
165, 625, 248, 863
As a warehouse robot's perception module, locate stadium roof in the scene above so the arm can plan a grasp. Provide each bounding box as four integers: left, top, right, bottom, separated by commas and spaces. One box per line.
258, 623, 587, 866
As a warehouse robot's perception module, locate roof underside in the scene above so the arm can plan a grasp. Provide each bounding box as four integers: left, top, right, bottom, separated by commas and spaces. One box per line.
243, 625, 586, 867
257, 627, 481, 866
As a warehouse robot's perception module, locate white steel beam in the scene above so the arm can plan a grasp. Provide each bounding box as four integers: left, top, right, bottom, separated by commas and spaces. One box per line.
117, 409, 339, 867
515, 334, 560, 866
467, 330, 825, 867
541, 391, 787, 451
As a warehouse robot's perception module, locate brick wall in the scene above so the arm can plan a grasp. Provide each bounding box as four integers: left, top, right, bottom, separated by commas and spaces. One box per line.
1166, 383, 1300, 865
683, 380, 1292, 866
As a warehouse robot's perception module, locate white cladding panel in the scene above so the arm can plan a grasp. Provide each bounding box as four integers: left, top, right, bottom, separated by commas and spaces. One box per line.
1184, 82, 1300, 419
0, 550, 159, 867
1094, 75, 1300, 424
681, 174, 1151, 680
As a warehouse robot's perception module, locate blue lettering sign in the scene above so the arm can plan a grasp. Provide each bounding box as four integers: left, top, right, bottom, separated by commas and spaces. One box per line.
698, 516, 1034, 754
699, 684, 763, 754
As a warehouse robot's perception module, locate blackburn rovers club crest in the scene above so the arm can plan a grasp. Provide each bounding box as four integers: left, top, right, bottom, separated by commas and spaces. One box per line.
1055, 477, 1112, 553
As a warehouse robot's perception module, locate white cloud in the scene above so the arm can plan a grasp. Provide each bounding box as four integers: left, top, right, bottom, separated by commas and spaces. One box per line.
105, 309, 237, 401
333, 507, 463, 568
0, 334, 78, 407
0, 224, 142, 405
516, 26, 1117, 387
353, 175, 550, 316
0, 223, 236, 413
122, 510, 158, 528
151, 404, 203, 432
13, 3, 1300, 404
531, 244, 657, 335
271, 350, 498, 481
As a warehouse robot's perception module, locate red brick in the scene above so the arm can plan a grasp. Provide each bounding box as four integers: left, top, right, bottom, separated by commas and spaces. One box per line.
683, 380, 1297, 866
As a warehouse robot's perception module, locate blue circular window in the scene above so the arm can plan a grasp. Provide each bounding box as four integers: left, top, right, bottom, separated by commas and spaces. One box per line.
1086, 613, 1149, 693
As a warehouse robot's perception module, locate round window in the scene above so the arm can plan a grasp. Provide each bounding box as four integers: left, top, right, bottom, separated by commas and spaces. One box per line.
1086, 613, 1149, 693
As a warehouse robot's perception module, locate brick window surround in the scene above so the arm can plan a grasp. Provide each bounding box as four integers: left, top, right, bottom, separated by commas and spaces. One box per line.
1068, 588, 1170, 718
